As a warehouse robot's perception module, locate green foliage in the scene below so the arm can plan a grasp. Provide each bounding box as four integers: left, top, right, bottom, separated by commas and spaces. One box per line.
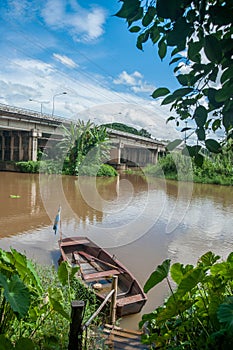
144, 153, 193, 182
144, 146, 233, 185
16, 161, 39, 173
59, 119, 111, 176
144, 259, 170, 293
97, 164, 118, 177
16, 161, 62, 174
0, 248, 100, 349
115, 0, 233, 155
140, 251, 233, 349
104, 122, 152, 139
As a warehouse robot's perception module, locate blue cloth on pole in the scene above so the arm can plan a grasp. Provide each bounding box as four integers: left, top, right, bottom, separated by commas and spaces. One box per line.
53, 207, 61, 235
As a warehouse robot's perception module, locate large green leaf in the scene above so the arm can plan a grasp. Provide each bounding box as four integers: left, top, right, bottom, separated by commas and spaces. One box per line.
220, 65, 233, 84
177, 74, 189, 86
223, 109, 233, 130
114, 0, 141, 19
144, 259, 170, 293
156, 295, 196, 323
0, 274, 30, 318
170, 263, 193, 284
207, 88, 224, 108
198, 251, 220, 268
204, 35, 222, 64
166, 139, 183, 151
194, 153, 204, 167
173, 87, 193, 98
212, 119, 221, 132
185, 145, 202, 157
176, 268, 204, 297
136, 31, 149, 50
188, 40, 203, 61
8, 249, 43, 295
205, 139, 221, 153
167, 18, 192, 46
158, 39, 167, 59
142, 6, 156, 27
157, 0, 184, 20
57, 261, 79, 286
0, 335, 13, 350
227, 252, 233, 264
161, 93, 177, 105
129, 25, 141, 33
151, 87, 170, 99
217, 297, 233, 329
215, 81, 233, 102
196, 127, 206, 141
194, 106, 207, 128
15, 338, 35, 350
48, 288, 70, 321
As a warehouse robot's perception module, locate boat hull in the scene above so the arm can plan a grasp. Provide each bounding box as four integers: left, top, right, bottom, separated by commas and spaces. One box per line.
59, 236, 147, 317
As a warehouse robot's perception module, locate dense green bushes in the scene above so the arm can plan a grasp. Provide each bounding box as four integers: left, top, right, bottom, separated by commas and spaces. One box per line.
0, 248, 102, 349
141, 252, 233, 349
16, 160, 63, 174
144, 150, 233, 185
16, 160, 117, 177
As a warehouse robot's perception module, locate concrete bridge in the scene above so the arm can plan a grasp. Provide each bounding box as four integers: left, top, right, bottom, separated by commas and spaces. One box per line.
0, 103, 166, 169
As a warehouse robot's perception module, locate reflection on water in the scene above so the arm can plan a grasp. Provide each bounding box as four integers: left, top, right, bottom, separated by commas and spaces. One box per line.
0, 171, 232, 329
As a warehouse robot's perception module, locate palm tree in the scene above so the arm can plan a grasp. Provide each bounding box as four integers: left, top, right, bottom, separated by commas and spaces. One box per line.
59, 119, 110, 175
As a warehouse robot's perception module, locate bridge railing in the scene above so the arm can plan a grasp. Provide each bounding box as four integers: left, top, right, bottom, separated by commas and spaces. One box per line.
0, 103, 72, 125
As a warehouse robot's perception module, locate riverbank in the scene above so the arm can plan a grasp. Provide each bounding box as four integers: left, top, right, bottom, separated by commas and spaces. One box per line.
142, 153, 233, 186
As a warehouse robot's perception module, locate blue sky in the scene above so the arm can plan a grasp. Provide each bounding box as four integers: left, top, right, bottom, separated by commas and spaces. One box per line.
0, 0, 180, 140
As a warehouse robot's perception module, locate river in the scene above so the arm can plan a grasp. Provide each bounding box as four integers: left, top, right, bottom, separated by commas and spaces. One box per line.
0, 171, 232, 329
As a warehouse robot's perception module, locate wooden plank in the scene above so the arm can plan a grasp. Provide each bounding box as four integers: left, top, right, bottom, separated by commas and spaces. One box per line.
78, 251, 124, 272
83, 269, 120, 281
104, 324, 142, 336
60, 239, 89, 247
103, 325, 148, 350
116, 294, 143, 306
103, 328, 140, 339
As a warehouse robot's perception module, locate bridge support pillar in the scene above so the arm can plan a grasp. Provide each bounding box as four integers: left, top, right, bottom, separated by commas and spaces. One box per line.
29, 129, 42, 161
0, 133, 5, 161
117, 142, 122, 165
151, 148, 159, 164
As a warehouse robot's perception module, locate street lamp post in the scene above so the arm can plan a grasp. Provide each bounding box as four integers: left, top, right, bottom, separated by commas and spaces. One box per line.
29, 98, 49, 115
52, 92, 67, 117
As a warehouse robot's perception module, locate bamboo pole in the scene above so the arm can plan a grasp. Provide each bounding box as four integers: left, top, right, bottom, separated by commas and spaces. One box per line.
110, 275, 118, 325
82, 289, 115, 330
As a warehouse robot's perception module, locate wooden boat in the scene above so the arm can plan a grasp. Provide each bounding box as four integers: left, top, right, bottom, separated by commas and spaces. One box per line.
59, 236, 147, 317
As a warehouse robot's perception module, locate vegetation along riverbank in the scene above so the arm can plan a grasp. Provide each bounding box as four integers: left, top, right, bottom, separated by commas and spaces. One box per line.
0, 248, 107, 349
144, 143, 233, 186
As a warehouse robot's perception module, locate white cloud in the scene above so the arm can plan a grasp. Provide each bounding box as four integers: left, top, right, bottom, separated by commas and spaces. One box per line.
41, 0, 107, 42
0, 55, 177, 140
12, 58, 54, 74
6, 0, 32, 18
114, 71, 142, 86
113, 70, 155, 94
53, 53, 77, 68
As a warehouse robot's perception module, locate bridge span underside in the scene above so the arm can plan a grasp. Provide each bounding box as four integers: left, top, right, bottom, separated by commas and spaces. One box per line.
108, 143, 165, 169
0, 129, 58, 162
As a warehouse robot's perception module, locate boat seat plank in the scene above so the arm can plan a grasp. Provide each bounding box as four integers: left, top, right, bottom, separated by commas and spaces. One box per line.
116, 294, 143, 306
83, 269, 120, 281
61, 239, 90, 247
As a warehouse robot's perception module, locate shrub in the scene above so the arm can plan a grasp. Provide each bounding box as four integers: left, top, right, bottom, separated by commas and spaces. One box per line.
97, 164, 118, 177
0, 248, 101, 349
141, 252, 233, 349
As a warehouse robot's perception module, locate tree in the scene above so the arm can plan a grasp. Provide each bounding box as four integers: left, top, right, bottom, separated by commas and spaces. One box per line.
59, 120, 110, 175
115, 0, 233, 163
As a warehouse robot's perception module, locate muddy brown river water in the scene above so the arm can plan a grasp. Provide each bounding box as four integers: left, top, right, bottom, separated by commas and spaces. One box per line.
0, 171, 232, 329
